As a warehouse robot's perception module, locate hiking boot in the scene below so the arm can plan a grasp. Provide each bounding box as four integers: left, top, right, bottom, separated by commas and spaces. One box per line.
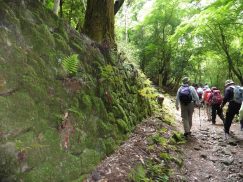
225, 133, 229, 140
184, 132, 191, 137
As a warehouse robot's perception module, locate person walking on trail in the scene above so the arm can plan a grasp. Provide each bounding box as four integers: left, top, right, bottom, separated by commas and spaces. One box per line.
239, 101, 243, 131
239, 102, 243, 131
208, 87, 224, 125
176, 77, 200, 137
220, 80, 241, 138
196, 85, 203, 102
203, 86, 212, 121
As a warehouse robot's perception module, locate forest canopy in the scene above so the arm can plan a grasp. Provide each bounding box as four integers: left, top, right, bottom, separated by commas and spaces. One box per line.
43, 0, 243, 89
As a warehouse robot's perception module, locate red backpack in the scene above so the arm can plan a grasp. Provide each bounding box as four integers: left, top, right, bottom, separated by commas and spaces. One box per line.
204, 90, 212, 104
211, 90, 223, 104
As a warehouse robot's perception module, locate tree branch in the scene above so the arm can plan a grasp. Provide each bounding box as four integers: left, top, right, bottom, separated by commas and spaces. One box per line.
114, 0, 125, 15
0, 88, 18, 96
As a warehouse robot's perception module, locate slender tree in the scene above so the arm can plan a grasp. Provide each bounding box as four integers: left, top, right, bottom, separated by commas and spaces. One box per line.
53, 0, 60, 15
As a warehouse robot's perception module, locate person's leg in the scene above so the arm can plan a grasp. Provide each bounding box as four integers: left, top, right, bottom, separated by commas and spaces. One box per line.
181, 104, 190, 134
240, 120, 243, 131
216, 104, 225, 123
224, 108, 235, 134
224, 102, 240, 133
211, 104, 216, 124
206, 104, 211, 121
188, 102, 194, 131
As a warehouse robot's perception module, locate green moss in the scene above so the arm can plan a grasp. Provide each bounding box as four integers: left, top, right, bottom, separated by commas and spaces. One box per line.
0, 92, 38, 131
128, 164, 147, 182
53, 33, 71, 54
80, 94, 92, 112
70, 41, 84, 53
103, 137, 116, 155
92, 97, 107, 118
56, 20, 69, 41
117, 119, 129, 133
107, 112, 116, 124
0, 142, 18, 181
117, 104, 130, 124
80, 149, 101, 174
162, 110, 174, 125
20, 19, 55, 54
24, 162, 60, 182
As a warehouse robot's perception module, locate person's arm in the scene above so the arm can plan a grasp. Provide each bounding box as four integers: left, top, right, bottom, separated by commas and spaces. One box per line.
190, 86, 200, 105
239, 102, 243, 121
175, 87, 181, 110
221, 87, 233, 108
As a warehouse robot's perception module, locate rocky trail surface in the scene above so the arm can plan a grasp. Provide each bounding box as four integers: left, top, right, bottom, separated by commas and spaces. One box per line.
176, 106, 243, 182
86, 97, 243, 182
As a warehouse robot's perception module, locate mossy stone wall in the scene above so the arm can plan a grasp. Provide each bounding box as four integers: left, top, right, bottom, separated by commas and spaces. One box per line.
0, 1, 153, 181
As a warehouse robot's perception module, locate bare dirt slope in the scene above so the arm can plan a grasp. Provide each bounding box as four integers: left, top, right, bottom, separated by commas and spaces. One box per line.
86, 97, 243, 182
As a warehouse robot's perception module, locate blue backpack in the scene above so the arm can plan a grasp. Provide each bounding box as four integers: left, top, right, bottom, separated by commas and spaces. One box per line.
179, 86, 192, 104
233, 86, 243, 103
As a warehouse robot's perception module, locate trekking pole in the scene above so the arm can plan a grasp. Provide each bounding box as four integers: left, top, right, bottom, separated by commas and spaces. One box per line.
199, 104, 201, 129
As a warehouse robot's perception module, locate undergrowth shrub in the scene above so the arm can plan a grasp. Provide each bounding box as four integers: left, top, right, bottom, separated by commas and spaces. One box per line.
62, 54, 79, 76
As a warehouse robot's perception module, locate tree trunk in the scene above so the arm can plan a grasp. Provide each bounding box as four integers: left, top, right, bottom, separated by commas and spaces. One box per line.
60, 0, 63, 17
219, 25, 243, 85
83, 0, 115, 45
124, 2, 128, 43
158, 74, 162, 88
53, 0, 60, 15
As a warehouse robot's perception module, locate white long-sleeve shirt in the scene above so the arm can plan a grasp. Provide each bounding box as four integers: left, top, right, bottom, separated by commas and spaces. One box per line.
176, 84, 200, 108
239, 102, 243, 121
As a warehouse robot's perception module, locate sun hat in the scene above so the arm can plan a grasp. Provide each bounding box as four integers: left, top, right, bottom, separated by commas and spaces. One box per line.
211, 87, 217, 90
182, 77, 190, 84
225, 79, 234, 87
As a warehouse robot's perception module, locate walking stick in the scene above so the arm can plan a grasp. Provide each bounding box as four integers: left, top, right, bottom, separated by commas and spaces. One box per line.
199, 104, 201, 129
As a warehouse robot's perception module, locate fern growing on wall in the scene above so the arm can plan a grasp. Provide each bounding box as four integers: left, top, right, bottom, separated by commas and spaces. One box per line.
62, 54, 79, 76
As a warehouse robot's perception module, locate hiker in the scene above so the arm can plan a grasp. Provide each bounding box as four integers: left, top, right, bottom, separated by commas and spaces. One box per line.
239, 102, 243, 131
220, 80, 241, 138
196, 85, 204, 101
203, 83, 209, 90
203, 86, 212, 121
208, 87, 224, 125
176, 77, 200, 137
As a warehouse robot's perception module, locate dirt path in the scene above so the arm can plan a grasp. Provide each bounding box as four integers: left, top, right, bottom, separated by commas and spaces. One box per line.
86, 97, 243, 182
173, 98, 243, 182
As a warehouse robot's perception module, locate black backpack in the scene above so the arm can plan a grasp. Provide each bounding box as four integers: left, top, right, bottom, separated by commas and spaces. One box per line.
179, 86, 192, 105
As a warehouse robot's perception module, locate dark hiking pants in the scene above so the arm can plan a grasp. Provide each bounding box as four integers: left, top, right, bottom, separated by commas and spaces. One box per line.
224, 101, 241, 134
211, 104, 224, 124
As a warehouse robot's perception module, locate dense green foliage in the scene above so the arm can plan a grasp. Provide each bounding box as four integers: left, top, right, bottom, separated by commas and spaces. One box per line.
116, 0, 243, 89
44, 0, 86, 31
